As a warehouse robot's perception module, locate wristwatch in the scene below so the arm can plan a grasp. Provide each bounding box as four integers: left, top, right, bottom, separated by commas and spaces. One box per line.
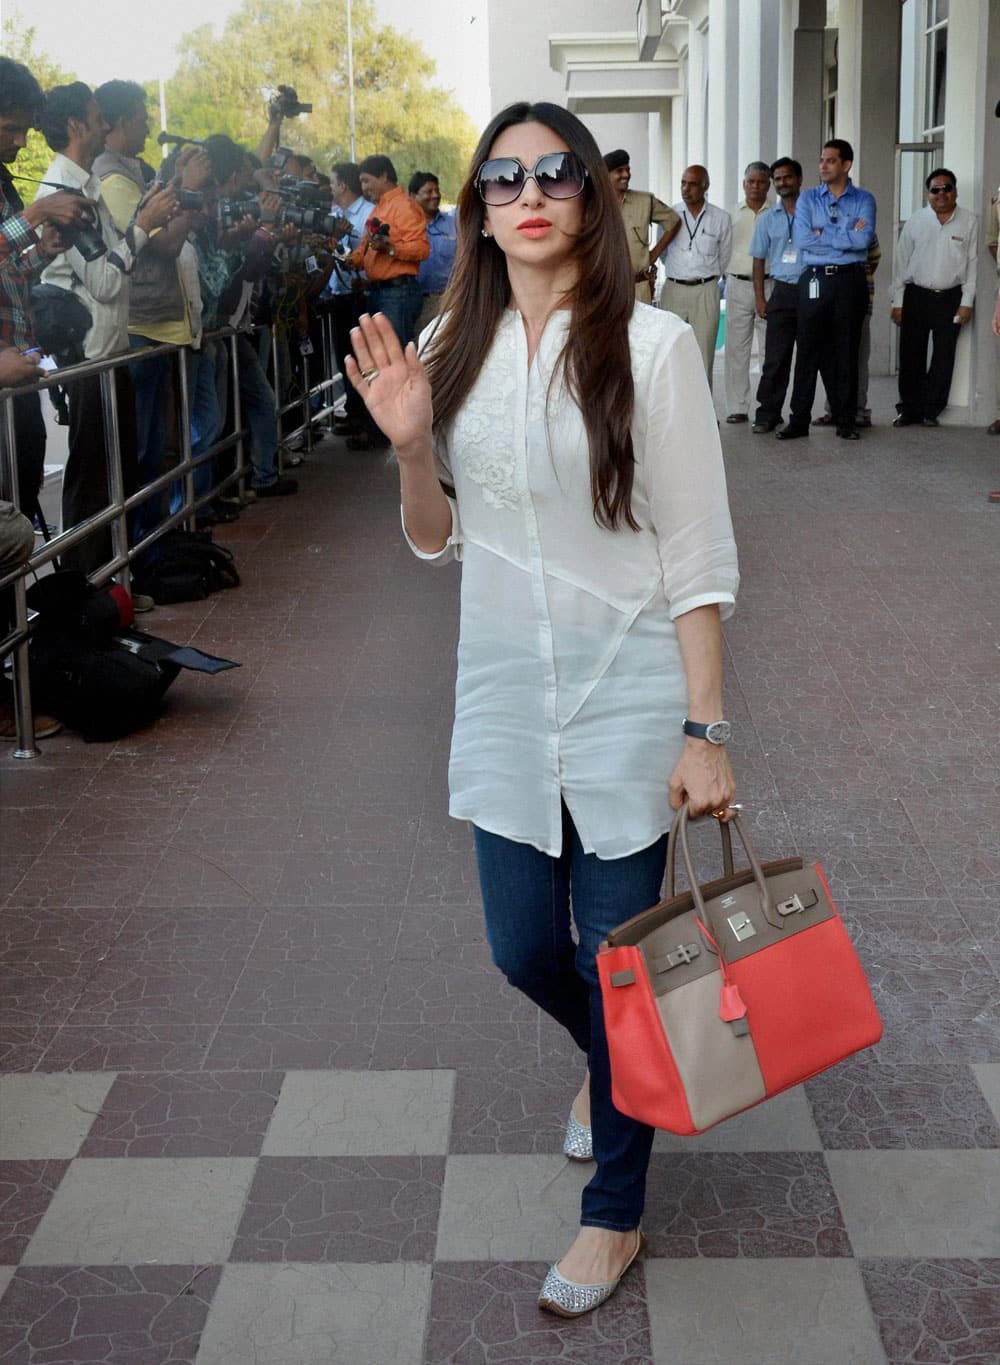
388, 243, 396, 257
682, 718, 732, 745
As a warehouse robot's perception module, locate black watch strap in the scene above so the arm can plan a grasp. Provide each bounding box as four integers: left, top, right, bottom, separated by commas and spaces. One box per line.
682, 718, 732, 745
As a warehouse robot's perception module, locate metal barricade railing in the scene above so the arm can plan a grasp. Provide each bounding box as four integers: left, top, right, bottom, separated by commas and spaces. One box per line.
268, 312, 343, 458
0, 320, 341, 759
0, 319, 343, 764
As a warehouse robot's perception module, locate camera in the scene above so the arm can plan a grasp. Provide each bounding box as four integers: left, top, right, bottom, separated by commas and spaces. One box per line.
272, 180, 342, 236
270, 84, 312, 120
59, 186, 106, 261
282, 204, 342, 236
217, 195, 261, 229
176, 189, 205, 212
368, 217, 390, 239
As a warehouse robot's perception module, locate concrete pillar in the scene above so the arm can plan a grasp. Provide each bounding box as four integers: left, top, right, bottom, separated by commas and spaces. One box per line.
775, 0, 797, 158
706, 0, 738, 207
791, 0, 826, 177
737, 0, 763, 175
834, 0, 902, 381
941, 0, 997, 421
647, 108, 673, 206
758, 0, 781, 162
687, 21, 707, 169
671, 93, 687, 202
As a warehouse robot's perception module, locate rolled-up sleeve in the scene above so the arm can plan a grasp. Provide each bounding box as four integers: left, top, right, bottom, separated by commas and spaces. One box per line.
400, 493, 461, 564
640, 323, 739, 619
399, 414, 463, 565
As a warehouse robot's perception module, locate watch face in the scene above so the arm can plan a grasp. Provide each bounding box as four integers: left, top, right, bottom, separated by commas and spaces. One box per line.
706, 721, 732, 745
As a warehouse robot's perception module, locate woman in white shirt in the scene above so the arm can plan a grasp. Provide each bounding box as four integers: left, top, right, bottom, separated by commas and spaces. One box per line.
347, 102, 739, 1317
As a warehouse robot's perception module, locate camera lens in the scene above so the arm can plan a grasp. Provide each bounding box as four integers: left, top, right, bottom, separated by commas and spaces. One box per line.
71, 222, 107, 262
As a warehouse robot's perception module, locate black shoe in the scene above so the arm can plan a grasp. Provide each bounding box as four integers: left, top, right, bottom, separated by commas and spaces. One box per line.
922, 417, 939, 427
837, 428, 861, 440
751, 420, 778, 434
254, 476, 298, 497
775, 425, 809, 440
892, 414, 918, 427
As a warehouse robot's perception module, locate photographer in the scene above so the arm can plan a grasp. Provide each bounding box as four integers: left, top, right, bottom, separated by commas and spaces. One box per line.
0, 57, 98, 523
94, 81, 217, 536
197, 135, 297, 497
35, 82, 176, 575
322, 161, 371, 438
256, 84, 312, 175
345, 154, 428, 449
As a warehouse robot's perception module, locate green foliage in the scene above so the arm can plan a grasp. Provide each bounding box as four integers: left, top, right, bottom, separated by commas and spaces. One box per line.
1, 7, 76, 199
163, 0, 478, 197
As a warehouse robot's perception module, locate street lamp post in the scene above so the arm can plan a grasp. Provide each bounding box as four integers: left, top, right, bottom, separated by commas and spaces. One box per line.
346, 0, 356, 161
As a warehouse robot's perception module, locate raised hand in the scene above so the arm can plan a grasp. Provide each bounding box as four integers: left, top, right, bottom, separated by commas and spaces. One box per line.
345, 312, 433, 457
136, 184, 178, 233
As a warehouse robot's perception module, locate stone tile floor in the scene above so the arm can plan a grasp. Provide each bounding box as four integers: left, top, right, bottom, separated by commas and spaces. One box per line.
1, 375, 999, 1363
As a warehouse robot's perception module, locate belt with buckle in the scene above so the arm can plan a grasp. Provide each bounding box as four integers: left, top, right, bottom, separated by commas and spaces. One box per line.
819, 263, 863, 275
370, 275, 418, 290
667, 275, 718, 286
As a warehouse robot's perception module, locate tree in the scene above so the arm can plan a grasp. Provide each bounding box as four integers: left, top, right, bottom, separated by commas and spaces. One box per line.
0, 8, 76, 198
163, 0, 479, 198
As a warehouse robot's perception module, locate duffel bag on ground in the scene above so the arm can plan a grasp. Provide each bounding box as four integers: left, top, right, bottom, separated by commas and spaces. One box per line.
28, 627, 238, 742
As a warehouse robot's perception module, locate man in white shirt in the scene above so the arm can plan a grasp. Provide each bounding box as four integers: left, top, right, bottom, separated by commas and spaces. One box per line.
659, 166, 732, 387
35, 82, 174, 573
890, 167, 978, 427
724, 161, 772, 422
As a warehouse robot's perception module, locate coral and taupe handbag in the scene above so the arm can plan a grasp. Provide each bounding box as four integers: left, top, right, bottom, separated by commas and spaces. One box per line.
597, 805, 882, 1135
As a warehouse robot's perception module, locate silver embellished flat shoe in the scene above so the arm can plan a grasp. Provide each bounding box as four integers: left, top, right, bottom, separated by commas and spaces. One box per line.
562, 1108, 594, 1162
537, 1229, 646, 1317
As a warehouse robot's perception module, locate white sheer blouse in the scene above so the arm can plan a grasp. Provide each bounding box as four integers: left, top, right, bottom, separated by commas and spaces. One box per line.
407, 304, 739, 859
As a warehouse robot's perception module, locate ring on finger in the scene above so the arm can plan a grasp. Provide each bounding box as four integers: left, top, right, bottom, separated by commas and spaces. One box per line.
361, 368, 380, 383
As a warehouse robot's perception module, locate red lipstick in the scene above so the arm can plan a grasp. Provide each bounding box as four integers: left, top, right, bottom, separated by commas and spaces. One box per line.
517, 217, 553, 237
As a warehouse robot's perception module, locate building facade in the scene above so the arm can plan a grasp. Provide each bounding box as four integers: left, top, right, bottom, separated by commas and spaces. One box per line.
497, 0, 1000, 425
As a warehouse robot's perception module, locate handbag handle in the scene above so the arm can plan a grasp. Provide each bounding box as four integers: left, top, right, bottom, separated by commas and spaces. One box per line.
665, 813, 735, 896
672, 803, 775, 925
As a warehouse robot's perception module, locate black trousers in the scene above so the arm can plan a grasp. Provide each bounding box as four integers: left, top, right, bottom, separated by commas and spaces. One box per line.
787, 265, 868, 432
61, 367, 138, 576
327, 289, 368, 423
0, 391, 47, 521
755, 280, 799, 424
897, 282, 962, 421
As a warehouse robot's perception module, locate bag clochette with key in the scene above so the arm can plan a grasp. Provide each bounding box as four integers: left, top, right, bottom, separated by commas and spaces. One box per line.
597, 804, 882, 1135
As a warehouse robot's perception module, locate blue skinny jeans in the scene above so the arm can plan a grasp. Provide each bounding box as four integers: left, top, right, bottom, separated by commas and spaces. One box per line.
473, 804, 666, 1231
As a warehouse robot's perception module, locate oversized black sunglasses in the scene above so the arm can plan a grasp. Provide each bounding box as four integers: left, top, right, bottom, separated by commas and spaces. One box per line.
927, 184, 955, 194
475, 152, 589, 206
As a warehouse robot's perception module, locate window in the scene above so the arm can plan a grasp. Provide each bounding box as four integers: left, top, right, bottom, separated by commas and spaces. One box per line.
923, 0, 947, 140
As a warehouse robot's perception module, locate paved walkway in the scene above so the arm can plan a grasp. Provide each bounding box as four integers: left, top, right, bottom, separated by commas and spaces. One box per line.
1, 380, 999, 1364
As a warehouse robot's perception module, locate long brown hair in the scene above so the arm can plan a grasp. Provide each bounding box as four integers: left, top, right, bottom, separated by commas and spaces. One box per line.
424, 102, 638, 531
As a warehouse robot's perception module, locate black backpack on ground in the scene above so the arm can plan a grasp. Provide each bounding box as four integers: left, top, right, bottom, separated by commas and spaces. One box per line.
131, 528, 240, 604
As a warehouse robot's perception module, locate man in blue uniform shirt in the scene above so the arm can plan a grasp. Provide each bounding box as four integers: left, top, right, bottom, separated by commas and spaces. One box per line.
750, 157, 805, 432
409, 171, 457, 337
777, 139, 876, 442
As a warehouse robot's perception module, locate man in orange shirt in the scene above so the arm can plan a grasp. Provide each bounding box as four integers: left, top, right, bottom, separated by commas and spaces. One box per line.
349, 155, 429, 350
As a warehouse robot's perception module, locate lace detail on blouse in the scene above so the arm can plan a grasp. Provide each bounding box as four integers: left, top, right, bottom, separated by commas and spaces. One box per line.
627, 303, 664, 374
452, 316, 526, 510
